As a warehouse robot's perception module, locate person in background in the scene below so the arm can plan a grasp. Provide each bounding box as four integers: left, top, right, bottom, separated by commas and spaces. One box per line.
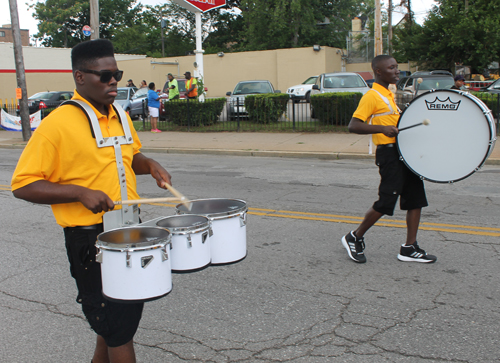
167, 73, 180, 100
148, 82, 161, 133
11, 39, 172, 363
451, 75, 465, 90
340, 54, 437, 265
184, 71, 198, 100
140, 80, 147, 89
127, 79, 136, 88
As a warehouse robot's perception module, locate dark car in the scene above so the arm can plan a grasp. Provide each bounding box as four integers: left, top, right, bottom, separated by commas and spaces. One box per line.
24, 91, 74, 114
226, 80, 279, 119
395, 70, 454, 110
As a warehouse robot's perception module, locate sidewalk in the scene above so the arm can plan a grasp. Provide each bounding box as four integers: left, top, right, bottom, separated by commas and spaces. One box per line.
1, 130, 499, 164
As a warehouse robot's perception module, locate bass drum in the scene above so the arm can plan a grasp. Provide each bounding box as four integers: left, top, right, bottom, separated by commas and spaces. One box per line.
397, 89, 496, 183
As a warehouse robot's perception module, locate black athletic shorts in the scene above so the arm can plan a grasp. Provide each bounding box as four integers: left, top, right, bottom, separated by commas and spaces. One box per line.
372, 144, 428, 216
64, 225, 144, 348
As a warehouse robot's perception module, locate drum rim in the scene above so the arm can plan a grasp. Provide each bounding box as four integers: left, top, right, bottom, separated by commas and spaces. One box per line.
396, 89, 496, 183
175, 198, 248, 219
96, 226, 171, 250
156, 215, 211, 233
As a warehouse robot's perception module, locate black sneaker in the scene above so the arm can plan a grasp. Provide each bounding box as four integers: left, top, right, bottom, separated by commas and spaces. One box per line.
397, 242, 437, 263
341, 231, 366, 263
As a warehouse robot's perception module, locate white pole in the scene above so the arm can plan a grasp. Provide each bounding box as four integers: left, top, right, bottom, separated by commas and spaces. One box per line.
194, 11, 205, 101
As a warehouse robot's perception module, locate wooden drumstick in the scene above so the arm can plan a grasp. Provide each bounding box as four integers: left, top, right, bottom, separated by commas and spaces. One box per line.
161, 182, 192, 211
399, 119, 430, 132
115, 197, 182, 205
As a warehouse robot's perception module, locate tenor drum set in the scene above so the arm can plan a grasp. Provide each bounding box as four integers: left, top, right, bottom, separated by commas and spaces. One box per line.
95, 197, 248, 303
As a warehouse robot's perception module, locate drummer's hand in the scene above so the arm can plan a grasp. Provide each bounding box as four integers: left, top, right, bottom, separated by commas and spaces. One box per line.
383, 126, 399, 138
78, 189, 115, 214
150, 162, 172, 188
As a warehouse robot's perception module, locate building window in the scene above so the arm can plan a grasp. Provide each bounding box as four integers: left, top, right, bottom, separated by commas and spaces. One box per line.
0, 31, 5, 37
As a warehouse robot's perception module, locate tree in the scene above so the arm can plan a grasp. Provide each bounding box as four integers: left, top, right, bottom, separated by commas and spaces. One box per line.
31, 0, 142, 48
392, 0, 500, 73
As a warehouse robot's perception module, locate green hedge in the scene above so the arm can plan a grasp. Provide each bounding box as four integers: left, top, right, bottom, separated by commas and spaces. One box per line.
471, 91, 499, 119
244, 93, 289, 124
162, 98, 226, 126
310, 92, 363, 125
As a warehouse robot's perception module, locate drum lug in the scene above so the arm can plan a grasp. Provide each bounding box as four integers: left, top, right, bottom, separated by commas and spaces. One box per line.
162, 245, 169, 261
96, 248, 102, 263
202, 231, 208, 244
239, 213, 247, 227
209, 222, 214, 237
126, 251, 131, 268
187, 234, 192, 248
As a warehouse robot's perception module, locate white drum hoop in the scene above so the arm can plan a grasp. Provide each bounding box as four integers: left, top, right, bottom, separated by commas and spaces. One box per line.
175, 198, 248, 220
96, 226, 171, 252
396, 89, 496, 183
156, 215, 211, 236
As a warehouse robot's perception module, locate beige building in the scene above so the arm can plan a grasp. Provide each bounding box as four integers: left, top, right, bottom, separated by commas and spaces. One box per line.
0, 42, 415, 107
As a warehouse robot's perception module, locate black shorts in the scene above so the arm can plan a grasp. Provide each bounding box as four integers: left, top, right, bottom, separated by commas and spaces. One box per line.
64, 225, 144, 348
372, 145, 428, 216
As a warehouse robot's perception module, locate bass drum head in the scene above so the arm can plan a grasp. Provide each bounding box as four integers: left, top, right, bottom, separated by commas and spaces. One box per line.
397, 89, 495, 183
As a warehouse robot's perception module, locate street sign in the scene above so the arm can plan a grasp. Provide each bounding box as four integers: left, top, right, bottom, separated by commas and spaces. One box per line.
82, 25, 92, 37
172, 0, 226, 13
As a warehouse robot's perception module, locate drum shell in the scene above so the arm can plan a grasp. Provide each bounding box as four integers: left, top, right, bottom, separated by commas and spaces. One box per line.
176, 199, 247, 265
96, 227, 172, 302
156, 215, 211, 272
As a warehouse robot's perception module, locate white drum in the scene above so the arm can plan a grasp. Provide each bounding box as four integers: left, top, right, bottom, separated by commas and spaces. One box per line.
96, 227, 172, 302
176, 199, 247, 265
397, 89, 496, 183
156, 215, 212, 272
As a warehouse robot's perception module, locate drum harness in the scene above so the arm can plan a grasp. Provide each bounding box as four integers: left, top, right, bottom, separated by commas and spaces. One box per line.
61, 100, 139, 231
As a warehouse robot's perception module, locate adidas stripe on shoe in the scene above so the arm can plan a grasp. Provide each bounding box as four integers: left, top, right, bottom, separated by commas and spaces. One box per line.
341, 231, 366, 263
397, 242, 437, 263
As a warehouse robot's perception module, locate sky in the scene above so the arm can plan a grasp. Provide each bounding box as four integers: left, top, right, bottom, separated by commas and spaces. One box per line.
1, 0, 437, 46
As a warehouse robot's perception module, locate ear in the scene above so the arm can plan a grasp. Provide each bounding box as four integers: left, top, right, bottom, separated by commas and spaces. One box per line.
74, 70, 85, 86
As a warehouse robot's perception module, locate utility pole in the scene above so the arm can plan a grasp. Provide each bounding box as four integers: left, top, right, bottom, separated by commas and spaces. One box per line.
388, 0, 393, 55
374, 0, 383, 56
90, 0, 99, 40
160, 9, 165, 57
8, 0, 31, 141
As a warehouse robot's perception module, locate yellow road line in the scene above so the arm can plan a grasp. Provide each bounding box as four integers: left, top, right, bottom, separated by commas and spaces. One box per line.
3, 192, 497, 237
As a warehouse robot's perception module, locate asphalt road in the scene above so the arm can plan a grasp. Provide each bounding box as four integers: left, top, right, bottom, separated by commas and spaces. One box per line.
1, 149, 499, 363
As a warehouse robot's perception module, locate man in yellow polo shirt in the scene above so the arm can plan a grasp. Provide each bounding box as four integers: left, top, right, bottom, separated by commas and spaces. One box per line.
341, 55, 436, 264
11, 39, 172, 363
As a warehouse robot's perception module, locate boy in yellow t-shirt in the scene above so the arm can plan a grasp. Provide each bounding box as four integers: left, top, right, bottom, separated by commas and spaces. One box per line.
341, 55, 436, 264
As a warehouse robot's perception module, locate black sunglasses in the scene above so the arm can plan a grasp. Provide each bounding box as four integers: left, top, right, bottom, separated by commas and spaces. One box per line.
80, 69, 124, 83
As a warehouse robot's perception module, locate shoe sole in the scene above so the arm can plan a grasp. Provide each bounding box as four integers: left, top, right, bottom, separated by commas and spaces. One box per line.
397, 254, 436, 263
341, 236, 366, 263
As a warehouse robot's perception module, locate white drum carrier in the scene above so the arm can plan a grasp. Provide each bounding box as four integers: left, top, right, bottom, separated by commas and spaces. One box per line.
96, 227, 172, 302
397, 89, 497, 183
156, 215, 212, 272
176, 199, 248, 265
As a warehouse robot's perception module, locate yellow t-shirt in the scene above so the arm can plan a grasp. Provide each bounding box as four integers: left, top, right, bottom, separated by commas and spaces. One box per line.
11, 90, 142, 228
352, 82, 399, 145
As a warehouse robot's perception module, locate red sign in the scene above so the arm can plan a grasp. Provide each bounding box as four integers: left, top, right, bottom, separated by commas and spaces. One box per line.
173, 0, 226, 13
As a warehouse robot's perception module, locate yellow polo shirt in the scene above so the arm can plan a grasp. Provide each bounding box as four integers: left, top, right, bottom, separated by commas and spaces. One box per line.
352, 82, 399, 145
11, 90, 142, 228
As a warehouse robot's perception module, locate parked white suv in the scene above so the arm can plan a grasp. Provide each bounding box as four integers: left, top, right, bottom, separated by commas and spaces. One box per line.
311, 72, 370, 96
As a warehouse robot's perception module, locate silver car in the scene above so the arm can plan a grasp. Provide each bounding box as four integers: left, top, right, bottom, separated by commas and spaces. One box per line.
311, 72, 370, 96
114, 87, 137, 112
226, 80, 279, 119
127, 88, 149, 119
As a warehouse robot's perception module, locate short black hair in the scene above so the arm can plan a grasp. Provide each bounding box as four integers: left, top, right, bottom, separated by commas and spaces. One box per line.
149, 82, 155, 90
71, 39, 115, 71
371, 55, 394, 72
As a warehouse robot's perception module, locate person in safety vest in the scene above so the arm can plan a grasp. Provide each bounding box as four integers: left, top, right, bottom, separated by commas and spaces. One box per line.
184, 71, 198, 99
